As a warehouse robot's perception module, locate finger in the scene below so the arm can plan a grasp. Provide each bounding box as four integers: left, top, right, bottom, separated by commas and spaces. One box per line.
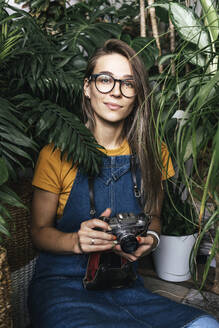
113, 245, 138, 262
79, 229, 116, 242
80, 242, 116, 253
81, 236, 116, 246
137, 236, 153, 246
81, 209, 112, 231
98, 208, 112, 231
134, 245, 151, 258
81, 218, 110, 231
114, 243, 150, 261
89, 244, 117, 252
90, 230, 116, 241
100, 208, 111, 218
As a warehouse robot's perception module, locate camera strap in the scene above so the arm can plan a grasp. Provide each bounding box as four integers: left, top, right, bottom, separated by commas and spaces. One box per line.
130, 154, 143, 209
88, 176, 96, 218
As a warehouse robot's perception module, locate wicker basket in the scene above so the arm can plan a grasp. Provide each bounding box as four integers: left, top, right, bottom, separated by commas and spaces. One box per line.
1, 178, 37, 328
0, 246, 12, 328
2, 179, 36, 272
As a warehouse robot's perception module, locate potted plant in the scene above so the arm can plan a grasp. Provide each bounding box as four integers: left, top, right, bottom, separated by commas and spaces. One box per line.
153, 179, 199, 282
148, 0, 218, 290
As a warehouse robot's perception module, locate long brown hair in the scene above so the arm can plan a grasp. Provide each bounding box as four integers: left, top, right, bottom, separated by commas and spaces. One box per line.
82, 39, 162, 214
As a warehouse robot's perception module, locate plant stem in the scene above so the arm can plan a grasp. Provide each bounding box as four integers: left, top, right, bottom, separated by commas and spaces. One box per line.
169, 18, 175, 76
148, 0, 163, 73
140, 0, 146, 37
198, 149, 216, 232
199, 0, 219, 74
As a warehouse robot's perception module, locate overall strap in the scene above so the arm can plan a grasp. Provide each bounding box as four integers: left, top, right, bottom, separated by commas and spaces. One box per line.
88, 155, 143, 217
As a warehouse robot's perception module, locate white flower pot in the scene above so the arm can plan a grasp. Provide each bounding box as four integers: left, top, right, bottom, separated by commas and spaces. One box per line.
153, 233, 198, 282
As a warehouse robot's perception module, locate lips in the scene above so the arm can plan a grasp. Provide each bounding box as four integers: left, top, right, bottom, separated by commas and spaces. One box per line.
104, 102, 122, 110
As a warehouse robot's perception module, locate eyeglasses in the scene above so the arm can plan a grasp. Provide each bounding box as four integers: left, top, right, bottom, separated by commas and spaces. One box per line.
89, 74, 136, 98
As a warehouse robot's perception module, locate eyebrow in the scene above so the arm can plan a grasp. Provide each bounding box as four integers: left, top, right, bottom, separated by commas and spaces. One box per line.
97, 71, 134, 79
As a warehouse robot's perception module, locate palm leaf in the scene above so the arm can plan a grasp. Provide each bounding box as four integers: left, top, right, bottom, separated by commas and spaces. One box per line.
17, 94, 105, 176
60, 21, 121, 56
0, 23, 22, 64
0, 184, 26, 241
0, 97, 38, 177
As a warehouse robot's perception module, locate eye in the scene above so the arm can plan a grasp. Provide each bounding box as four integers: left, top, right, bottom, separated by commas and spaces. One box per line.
123, 80, 135, 89
98, 75, 112, 84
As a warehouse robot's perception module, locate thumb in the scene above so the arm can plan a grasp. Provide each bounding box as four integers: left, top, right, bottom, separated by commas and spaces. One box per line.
100, 208, 111, 218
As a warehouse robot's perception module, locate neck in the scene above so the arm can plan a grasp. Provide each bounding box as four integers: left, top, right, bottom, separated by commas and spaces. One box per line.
92, 121, 124, 149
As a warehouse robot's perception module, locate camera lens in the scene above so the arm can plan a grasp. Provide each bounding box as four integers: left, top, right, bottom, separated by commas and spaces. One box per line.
120, 235, 139, 253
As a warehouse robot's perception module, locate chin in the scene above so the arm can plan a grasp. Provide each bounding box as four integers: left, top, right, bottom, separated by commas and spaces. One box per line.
104, 116, 125, 124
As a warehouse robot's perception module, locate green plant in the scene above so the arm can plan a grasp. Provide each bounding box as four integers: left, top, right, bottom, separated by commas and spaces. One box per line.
0, 25, 38, 240
0, 1, 122, 176
148, 0, 218, 290
0, 0, 158, 176
161, 179, 198, 236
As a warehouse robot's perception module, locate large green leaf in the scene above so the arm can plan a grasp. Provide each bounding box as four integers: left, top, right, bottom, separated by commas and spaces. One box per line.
169, 2, 210, 51
148, 2, 210, 51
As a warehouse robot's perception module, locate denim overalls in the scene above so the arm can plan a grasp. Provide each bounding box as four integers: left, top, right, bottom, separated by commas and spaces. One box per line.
28, 155, 207, 328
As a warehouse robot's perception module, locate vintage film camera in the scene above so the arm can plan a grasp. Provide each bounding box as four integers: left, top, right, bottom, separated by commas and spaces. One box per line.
99, 212, 151, 253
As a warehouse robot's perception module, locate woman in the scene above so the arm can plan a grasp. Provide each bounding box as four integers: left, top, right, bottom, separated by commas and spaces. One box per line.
28, 39, 218, 327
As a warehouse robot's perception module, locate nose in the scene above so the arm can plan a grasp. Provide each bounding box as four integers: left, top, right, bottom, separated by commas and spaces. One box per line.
111, 80, 122, 97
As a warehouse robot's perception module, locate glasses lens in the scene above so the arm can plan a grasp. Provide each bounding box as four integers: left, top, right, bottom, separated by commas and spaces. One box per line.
95, 75, 114, 93
121, 80, 136, 98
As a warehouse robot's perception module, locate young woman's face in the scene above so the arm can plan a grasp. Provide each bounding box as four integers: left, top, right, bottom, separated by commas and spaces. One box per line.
84, 53, 136, 126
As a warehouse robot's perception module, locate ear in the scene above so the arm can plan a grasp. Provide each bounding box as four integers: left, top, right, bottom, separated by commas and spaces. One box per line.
84, 78, 91, 99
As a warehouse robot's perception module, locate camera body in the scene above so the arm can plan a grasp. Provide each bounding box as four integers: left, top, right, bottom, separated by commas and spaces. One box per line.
99, 212, 151, 254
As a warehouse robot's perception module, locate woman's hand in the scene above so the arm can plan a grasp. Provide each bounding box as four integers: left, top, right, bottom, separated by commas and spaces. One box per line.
77, 208, 117, 253
32, 189, 116, 255
113, 235, 155, 262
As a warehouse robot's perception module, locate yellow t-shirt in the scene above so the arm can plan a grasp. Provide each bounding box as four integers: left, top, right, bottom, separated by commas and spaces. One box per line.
32, 140, 175, 218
